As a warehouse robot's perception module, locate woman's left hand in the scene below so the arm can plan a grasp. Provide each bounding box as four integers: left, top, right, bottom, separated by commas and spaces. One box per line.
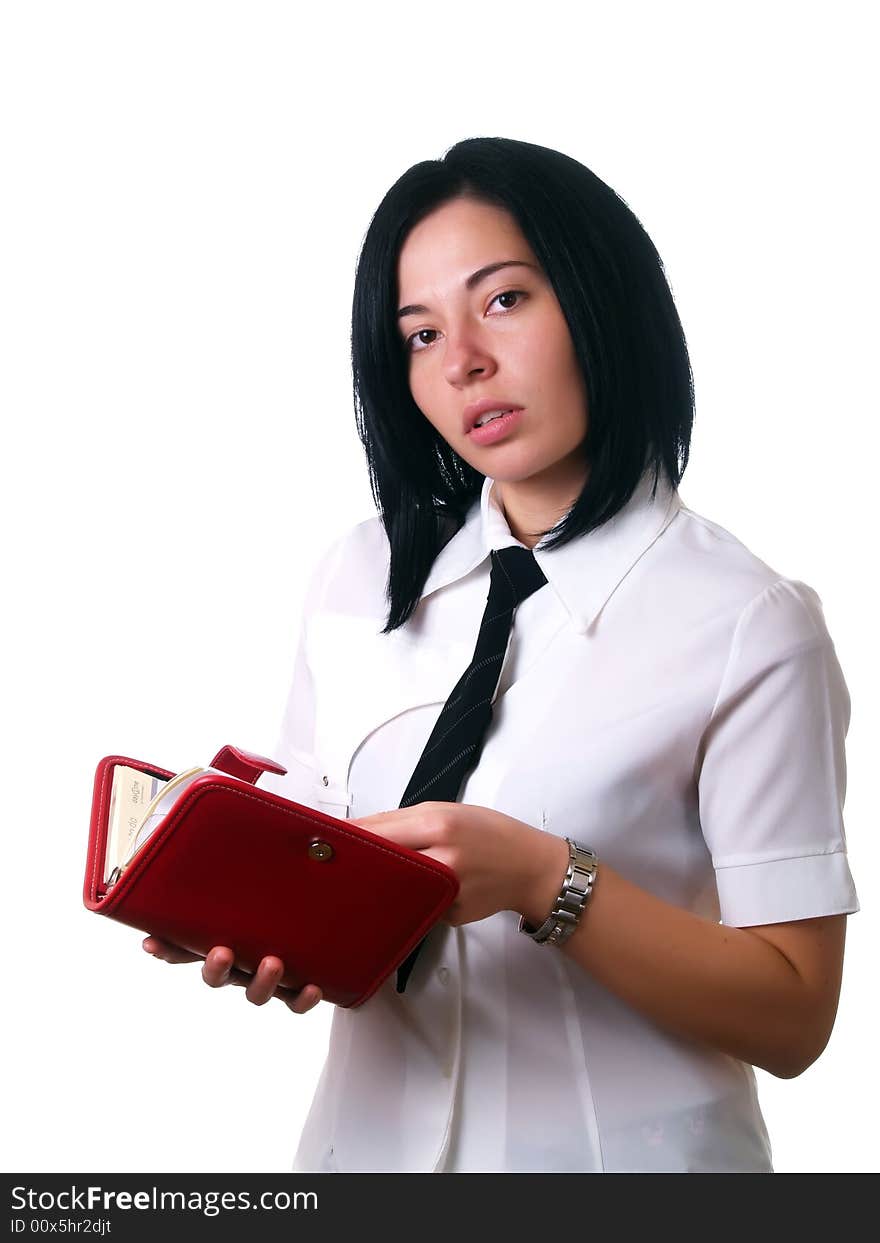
350, 802, 568, 927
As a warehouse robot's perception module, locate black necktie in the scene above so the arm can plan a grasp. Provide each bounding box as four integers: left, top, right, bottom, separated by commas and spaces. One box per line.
395, 544, 549, 993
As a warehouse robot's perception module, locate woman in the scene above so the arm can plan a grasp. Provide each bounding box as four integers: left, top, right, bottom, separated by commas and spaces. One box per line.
143, 137, 859, 1173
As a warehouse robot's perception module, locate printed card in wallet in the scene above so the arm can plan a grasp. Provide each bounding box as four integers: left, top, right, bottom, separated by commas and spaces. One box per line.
83, 744, 459, 1007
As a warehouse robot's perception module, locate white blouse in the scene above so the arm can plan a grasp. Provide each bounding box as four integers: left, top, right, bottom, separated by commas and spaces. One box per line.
261, 468, 859, 1174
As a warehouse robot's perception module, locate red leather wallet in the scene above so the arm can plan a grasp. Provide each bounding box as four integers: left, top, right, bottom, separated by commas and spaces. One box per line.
83, 745, 459, 1007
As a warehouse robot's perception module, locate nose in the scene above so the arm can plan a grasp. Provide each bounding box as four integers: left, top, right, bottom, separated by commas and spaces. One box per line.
441, 322, 498, 387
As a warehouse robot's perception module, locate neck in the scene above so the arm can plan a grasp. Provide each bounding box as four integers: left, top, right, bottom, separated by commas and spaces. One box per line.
494, 458, 590, 550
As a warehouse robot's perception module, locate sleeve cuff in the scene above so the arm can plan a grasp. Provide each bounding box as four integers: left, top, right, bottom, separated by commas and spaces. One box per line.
715, 850, 860, 926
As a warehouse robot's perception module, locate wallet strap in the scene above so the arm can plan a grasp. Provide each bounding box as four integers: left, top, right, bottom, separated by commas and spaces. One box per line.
209, 745, 288, 784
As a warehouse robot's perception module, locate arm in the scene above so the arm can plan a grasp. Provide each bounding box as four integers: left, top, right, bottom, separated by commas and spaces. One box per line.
354, 800, 847, 1079
518, 832, 847, 1080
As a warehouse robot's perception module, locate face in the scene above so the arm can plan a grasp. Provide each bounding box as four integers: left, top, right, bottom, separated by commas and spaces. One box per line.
395, 196, 589, 492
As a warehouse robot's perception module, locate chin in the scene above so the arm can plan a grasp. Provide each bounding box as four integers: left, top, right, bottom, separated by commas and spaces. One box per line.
477, 451, 562, 484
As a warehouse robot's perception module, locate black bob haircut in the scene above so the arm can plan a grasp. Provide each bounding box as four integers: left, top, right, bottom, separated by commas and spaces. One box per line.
350, 136, 694, 634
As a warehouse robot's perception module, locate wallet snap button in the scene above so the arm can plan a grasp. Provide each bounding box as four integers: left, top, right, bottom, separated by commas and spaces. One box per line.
308, 840, 334, 861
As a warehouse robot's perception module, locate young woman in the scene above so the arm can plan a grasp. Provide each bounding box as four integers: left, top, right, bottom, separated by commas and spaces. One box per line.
143, 137, 859, 1173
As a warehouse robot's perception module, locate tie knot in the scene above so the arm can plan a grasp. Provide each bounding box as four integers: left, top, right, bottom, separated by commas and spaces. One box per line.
490, 545, 548, 609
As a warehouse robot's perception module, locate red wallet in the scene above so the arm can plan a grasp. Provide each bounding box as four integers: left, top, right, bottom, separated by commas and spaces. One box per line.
83, 744, 459, 1007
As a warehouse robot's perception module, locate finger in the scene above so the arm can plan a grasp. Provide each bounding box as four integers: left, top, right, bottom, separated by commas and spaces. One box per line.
350, 812, 389, 827
143, 936, 203, 965
245, 956, 285, 1006
202, 946, 235, 988
280, 984, 323, 1015
354, 817, 433, 849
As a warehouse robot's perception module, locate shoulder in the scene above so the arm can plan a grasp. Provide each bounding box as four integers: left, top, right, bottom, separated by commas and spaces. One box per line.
302, 514, 390, 622
662, 498, 831, 648
669, 499, 782, 597
661, 499, 840, 681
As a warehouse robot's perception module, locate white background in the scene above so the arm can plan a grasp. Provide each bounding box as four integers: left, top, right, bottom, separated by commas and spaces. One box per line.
2, 1, 876, 1174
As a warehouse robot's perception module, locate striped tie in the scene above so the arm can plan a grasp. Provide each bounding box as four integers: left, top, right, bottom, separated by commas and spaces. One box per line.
395, 544, 549, 992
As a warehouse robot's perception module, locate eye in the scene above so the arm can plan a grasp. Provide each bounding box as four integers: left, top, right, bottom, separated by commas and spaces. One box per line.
406, 327, 440, 354
489, 289, 526, 313
404, 289, 529, 353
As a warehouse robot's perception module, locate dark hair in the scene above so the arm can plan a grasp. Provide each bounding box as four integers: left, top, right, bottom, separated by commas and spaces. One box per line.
350, 136, 694, 634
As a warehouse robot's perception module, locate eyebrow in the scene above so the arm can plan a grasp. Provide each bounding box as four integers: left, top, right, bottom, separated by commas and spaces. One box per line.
396, 260, 539, 321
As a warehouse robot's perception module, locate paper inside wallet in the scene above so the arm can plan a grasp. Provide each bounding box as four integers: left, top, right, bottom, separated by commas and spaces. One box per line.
104, 764, 234, 886
104, 765, 170, 884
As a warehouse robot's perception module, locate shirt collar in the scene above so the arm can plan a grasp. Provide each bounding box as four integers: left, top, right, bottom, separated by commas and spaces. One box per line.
420, 469, 683, 634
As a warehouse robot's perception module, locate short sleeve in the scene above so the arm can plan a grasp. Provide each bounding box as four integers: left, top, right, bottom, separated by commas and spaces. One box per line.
257, 532, 346, 807
697, 577, 860, 926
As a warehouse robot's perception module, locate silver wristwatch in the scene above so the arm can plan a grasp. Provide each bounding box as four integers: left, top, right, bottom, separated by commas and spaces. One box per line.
518, 838, 598, 946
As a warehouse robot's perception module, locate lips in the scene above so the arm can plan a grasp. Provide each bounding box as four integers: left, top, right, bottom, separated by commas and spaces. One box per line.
474, 408, 513, 428
463, 399, 525, 434
467, 407, 523, 446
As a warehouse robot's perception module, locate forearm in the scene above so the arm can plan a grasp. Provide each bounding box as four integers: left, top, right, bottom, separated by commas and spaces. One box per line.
517, 834, 812, 1079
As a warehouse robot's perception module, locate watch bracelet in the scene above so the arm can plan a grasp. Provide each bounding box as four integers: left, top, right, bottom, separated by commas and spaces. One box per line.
518, 838, 598, 946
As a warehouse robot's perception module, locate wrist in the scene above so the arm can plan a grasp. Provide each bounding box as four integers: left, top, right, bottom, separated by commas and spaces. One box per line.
516, 830, 571, 926
519, 837, 599, 948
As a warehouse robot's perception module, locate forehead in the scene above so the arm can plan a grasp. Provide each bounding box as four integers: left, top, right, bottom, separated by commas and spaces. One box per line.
397, 197, 537, 293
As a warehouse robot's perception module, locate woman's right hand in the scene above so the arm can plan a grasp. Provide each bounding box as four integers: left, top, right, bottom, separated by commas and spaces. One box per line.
142, 936, 323, 1013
